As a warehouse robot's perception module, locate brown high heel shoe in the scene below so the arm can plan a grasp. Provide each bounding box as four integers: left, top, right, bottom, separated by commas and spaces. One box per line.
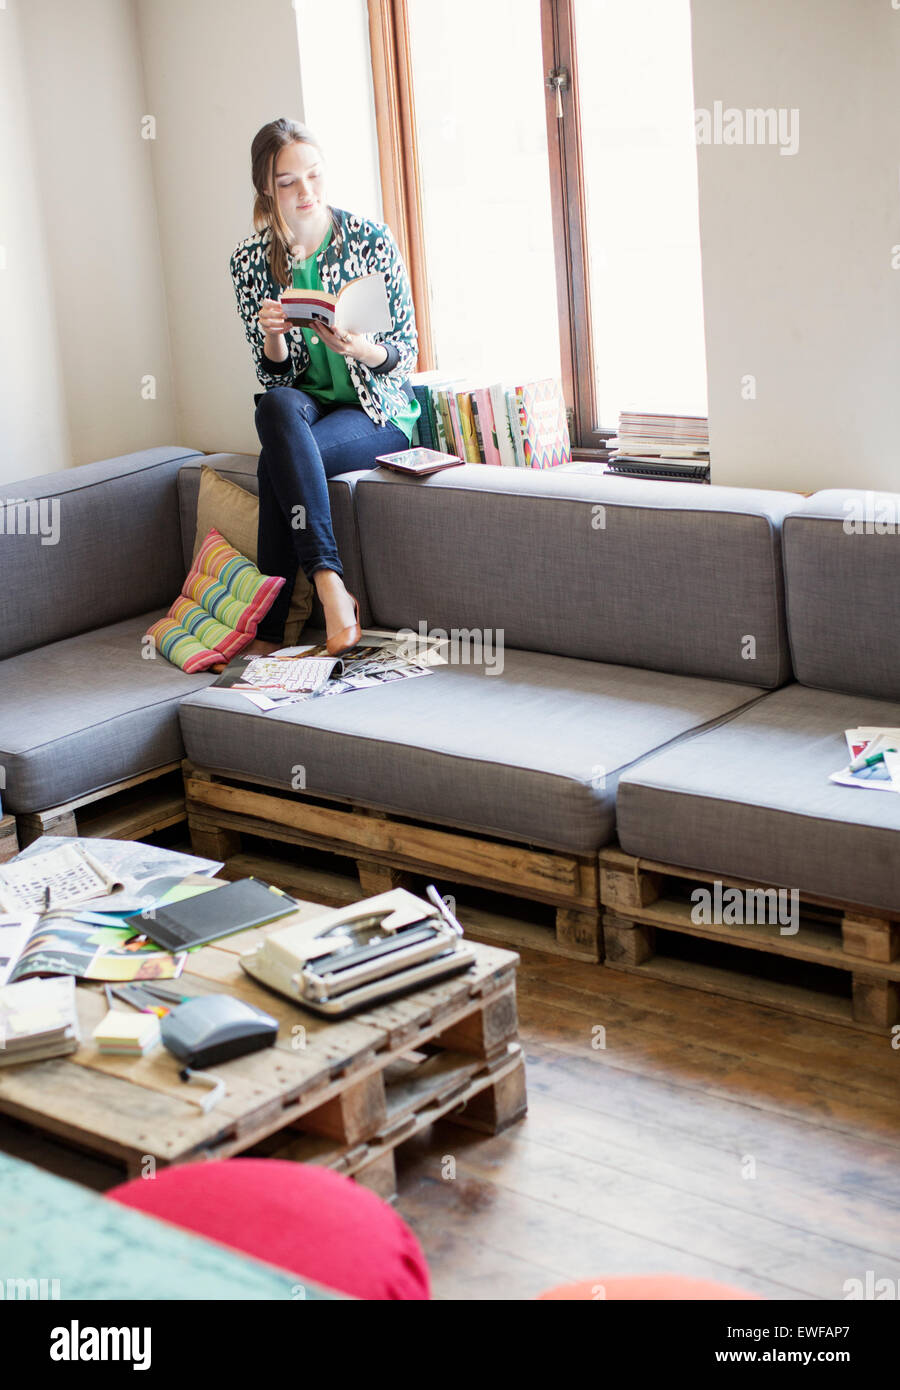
325, 594, 361, 657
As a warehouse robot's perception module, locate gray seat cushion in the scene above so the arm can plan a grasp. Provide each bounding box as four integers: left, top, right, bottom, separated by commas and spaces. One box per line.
616, 683, 900, 912
0, 612, 215, 814
178, 650, 764, 854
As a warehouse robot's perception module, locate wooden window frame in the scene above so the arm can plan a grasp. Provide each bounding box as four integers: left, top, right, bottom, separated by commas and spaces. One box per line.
368, 0, 611, 456
367, 0, 435, 371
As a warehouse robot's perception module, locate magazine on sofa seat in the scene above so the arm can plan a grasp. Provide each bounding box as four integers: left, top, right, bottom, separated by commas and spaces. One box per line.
212, 630, 448, 712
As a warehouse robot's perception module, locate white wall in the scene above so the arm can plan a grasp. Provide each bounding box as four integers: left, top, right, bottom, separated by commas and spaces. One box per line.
692, 0, 900, 491
3, 0, 898, 493
135, 0, 307, 459
0, 0, 173, 483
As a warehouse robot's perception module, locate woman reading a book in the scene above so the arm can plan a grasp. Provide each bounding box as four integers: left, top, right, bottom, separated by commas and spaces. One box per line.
230, 118, 420, 655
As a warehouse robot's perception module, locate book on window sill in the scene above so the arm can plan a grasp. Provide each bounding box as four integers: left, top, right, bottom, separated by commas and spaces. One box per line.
279, 273, 391, 334
375, 447, 464, 477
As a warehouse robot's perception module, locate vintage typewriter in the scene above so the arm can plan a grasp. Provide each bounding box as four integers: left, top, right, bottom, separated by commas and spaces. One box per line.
239, 886, 475, 1016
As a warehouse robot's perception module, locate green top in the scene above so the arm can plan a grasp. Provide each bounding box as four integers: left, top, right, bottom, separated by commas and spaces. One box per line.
292, 226, 419, 442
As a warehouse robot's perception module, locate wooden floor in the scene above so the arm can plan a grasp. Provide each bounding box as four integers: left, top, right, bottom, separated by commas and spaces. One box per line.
2, 865, 898, 1302
394, 940, 900, 1300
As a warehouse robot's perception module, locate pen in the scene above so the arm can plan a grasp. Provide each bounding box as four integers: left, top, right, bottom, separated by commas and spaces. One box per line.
848, 746, 896, 773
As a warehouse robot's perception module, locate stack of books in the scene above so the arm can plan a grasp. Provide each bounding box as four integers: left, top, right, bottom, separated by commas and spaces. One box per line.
0, 975, 80, 1065
409, 372, 571, 470
606, 412, 710, 482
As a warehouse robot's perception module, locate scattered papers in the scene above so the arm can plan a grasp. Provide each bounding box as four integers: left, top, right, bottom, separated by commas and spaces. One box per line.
829, 727, 900, 792
0, 915, 36, 987
0, 842, 122, 914
212, 630, 449, 714
0, 841, 224, 986
12, 837, 223, 914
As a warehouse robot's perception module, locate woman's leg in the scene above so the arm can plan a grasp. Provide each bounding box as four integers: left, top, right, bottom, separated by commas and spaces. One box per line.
254, 385, 407, 642
254, 387, 327, 643
310, 405, 408, 640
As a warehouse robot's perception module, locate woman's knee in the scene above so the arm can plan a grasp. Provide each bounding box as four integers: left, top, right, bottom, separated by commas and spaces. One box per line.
255, 386, 320, 434
254, 385, 297, 430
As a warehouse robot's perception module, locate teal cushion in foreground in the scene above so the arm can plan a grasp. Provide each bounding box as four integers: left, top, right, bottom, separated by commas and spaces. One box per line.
146, 527, 284, 673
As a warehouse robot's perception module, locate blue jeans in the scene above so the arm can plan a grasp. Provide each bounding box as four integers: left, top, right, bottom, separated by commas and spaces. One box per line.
253, 385, 407, 642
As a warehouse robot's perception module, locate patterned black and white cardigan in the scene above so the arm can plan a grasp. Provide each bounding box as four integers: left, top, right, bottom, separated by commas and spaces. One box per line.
229, 206, 418, 427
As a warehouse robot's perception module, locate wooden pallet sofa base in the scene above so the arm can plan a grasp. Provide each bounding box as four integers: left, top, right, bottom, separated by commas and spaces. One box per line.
183, 762, 603, 961
15, 762, 186, 849
0, 815, 19, 864
598, 846, 900, 1033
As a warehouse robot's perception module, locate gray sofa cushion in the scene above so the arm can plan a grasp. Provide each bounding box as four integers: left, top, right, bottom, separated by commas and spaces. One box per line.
353, 467, 797, 688
178, 651, 764, 854
783, 490, 900, 699
0, 446, 203, 660
616, 683, 900, 912
177, 454, 373, 630
0, 611, 215, 814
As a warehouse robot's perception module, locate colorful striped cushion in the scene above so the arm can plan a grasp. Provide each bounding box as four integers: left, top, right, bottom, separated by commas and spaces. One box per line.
146, 528, 285, 673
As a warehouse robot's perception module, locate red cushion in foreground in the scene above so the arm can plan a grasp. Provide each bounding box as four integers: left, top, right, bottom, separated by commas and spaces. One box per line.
107, 1159, 429, 1301
539, 1274, 761, 1300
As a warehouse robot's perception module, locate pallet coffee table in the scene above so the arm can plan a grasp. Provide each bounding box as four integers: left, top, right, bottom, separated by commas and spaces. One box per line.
0, 899, 526, 1200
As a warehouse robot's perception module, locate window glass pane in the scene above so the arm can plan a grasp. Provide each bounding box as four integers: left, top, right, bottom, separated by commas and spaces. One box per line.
295, 0, 383, 222
407, 0, 561, 383
575, 0, 708, 425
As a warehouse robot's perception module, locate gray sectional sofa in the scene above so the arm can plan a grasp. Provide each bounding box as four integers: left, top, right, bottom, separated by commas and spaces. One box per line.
179, 465, 795, 857
1, 447, 898, 997
0, 448, 368, 830
617, 492, 900, 911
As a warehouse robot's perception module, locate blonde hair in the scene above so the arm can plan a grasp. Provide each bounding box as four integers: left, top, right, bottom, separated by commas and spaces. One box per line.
250, 118, 341, 287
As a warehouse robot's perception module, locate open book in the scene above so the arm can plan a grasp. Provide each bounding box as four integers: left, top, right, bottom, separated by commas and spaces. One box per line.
0, 842, 123, 915
280, 273, 392, 334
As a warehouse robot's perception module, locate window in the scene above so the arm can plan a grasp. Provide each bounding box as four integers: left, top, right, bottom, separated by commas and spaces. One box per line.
372, 0, 709, 450
406, 0, 562, 385
575, 0, 708, 427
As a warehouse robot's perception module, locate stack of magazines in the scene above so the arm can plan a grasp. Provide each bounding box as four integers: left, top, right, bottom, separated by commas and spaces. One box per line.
606, 412, 710, 482
0, 976, 80, 1065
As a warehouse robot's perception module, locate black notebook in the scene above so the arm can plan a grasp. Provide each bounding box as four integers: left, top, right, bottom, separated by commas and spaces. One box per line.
127, 878, 299, 953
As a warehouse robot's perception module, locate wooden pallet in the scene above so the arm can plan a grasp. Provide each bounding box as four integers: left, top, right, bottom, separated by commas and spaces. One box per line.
0, 815, 18, 864
15, 763, 185, 848
0, 908, 525, 1199
184, 762, 602, 960
599, 847, 900, 1033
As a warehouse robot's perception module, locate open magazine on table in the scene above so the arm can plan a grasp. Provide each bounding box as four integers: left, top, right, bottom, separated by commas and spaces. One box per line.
0, 839, 224, 985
